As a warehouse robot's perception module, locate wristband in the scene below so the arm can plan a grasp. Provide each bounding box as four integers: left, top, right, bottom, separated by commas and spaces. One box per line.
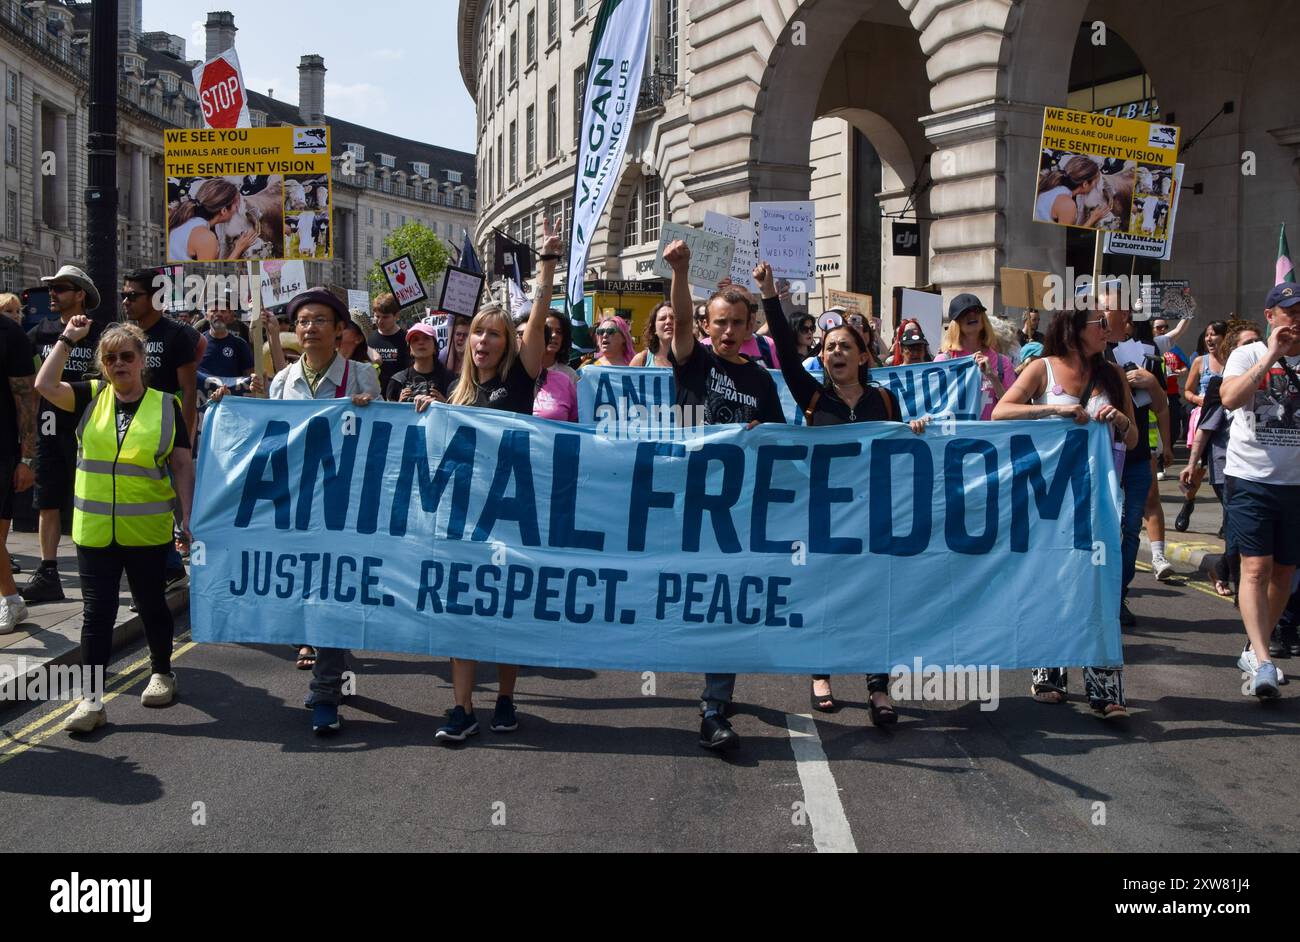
57, 334, 77, 347
539, 253, 561, 261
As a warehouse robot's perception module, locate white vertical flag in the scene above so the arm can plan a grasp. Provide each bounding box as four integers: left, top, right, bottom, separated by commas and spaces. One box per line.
565, 0, 654, 323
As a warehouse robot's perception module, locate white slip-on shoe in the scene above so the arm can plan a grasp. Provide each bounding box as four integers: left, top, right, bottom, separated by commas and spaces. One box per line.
140, 672, 178, 707
64, 698, 107, 733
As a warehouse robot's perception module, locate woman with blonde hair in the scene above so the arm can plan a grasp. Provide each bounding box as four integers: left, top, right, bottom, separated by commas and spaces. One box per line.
34, 316, 195, 732
433, 215, 563, 744
0, 292, 20, 323
935, 295, 1018, 419
168, 178, 257, 261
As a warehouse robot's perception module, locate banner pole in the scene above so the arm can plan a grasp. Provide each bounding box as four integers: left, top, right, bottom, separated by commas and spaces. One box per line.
247, 260, 266, 399
1092, 230, 1104, 303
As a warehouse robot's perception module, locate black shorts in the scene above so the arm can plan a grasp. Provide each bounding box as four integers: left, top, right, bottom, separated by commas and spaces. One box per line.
1226, 476, 1300, 566
0, 456, 13, 520
32, 428, 78, 512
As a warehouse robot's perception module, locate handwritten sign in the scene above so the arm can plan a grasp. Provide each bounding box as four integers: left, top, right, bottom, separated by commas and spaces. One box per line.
259, 260, 306, 308
346, 289, 369, 314
752, 201, 815, 280
438, 265, 486, 319
703, 211, 760, 290
652, 221, 736, 288
381, 254, 428, 308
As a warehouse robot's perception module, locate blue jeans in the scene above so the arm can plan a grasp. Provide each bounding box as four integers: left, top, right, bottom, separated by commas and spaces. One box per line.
701, 673, 735, 713
308, 647, 349, 706
1120, 455, 1153, 599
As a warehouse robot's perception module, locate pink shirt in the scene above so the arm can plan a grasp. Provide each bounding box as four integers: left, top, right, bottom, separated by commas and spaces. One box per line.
934, 347, 1016, 420
533, 368, 578, 422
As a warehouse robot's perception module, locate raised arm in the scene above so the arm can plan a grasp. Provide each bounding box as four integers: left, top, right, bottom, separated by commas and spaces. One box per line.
665, 239, 695, 366
33, 314, 90, 413
518, 215, 561, 380
754, 261, 820, 409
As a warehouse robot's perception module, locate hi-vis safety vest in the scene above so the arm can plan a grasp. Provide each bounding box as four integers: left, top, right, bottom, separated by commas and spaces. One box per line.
72, 381, 177, 548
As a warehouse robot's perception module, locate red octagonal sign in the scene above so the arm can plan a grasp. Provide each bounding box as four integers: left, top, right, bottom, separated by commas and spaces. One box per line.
199, 57, 245, 129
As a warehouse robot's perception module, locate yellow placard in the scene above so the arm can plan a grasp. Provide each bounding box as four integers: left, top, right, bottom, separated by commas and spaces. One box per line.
1034, 106, 1179, 239
164, 125, 333, 263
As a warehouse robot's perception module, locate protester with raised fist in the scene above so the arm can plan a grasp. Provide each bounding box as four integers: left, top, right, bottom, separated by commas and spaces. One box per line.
434, 215, 563, 745
1217, 284, 1300, 700
35, 316, 194, 733
666, 238, 786, 752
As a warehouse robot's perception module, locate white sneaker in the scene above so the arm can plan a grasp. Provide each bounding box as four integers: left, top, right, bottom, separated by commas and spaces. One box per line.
1152, 555, 1175, 581
140, 672, 178, 707
1238, 648, 1287, 685
0, 596, 28, 634
64, 698, 106, 733
1157, 470, 1167, 481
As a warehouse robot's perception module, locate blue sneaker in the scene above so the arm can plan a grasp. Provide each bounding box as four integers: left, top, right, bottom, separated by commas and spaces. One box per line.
435, 705, 479, 743
490, 695, 518, 732
1254, 662, 1281, 700
311, 702, 341, 734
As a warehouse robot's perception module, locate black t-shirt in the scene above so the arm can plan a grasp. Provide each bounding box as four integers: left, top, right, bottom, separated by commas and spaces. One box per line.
0, 316, 35, 460
30, 316, 103, 432
69, 382, 191, 451
670, 341, 787, 426
385, 363, 454, 402
141, 316, 199, 396
470, 362, 536, 414
1105, 342, 1166, 461
1016, 329, 1044, 346
368, 329, 410, 391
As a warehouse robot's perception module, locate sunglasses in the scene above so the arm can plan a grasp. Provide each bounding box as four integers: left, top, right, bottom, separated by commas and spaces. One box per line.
517, 328, 557, 343
102, 351, 138, 365
1085, 315, 1109, 330
594, 327, 620, 337
48, 284, 76, 295
120, 291, 149, 301
798, 324, 815, 334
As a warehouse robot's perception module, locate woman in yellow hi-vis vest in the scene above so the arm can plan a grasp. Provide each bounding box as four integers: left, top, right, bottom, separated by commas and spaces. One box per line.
34, 315, 195, 733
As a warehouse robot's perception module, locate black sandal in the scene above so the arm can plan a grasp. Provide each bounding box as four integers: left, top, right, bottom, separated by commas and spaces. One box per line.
811, 680, 837, 713
868, 695, 898, 726
296, 646, 317, 670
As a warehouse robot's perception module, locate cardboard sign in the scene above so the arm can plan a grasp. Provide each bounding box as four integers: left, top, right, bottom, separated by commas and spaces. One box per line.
827, 289, 873, 319
752, 201, 815, 280
382, 254, 428, 308
1104, 163, 1184, 260
1000, 267, 1053, 309
437, 265, 486, 319
1140, 280, 1196, 320
164, 125, 332, 263
652, 221, 736, 288
702, 211, 760, 290
259, 260, 306, 308
1035, 106, 1180, 238
346, 289, 369, 314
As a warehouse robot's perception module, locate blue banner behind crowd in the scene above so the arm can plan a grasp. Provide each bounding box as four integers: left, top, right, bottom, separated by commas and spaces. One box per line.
191, 398, 1123, 673
576, 358, 984, 427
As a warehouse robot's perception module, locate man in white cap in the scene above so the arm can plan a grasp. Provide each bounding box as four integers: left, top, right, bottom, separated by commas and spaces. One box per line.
23, 265, 102, 604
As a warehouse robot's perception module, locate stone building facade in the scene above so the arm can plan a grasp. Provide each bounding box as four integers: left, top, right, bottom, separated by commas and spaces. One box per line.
461, 0, 1300, 331
0, 1, 475, 305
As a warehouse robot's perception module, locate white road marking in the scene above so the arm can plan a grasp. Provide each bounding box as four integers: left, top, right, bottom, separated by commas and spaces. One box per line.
785, 712, 858, 853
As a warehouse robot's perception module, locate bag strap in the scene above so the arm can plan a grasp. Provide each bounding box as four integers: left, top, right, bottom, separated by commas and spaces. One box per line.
802, 389, 821, 425
877, 386, 895, 421
335, 359, 351, 398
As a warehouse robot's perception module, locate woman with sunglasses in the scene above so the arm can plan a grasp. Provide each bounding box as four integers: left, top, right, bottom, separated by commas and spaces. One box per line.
756, 260, 928, 724
583, 315, 636, 367
513, 314, 578, 421
34, 317, 195, 732
791, 313, 817, 359
992, 307, 1137, 718
428, 216, 563, 744
630, 302, 675, 368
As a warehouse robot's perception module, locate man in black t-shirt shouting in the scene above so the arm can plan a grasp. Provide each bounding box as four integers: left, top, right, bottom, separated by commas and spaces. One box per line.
23, 265, 103, 603
368, 292, 410, 391
665, 238, 787, 752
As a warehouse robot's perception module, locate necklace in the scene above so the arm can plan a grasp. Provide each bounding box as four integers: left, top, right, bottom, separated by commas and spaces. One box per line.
832, 381, 863, 420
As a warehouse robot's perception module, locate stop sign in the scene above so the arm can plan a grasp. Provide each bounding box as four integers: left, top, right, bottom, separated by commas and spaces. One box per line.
198, 56, 245, 129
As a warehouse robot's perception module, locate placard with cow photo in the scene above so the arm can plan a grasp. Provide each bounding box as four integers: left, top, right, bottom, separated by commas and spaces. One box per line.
163, 124, 333, 263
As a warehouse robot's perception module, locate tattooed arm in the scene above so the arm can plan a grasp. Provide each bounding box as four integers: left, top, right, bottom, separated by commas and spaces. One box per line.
10, 375, 35, 492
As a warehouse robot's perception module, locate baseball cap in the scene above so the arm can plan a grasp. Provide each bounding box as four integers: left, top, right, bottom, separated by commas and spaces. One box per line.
948, 293, 984, 320
407, 322, 438, 342
1265, 283, 1300, 310
900, 325, 927, 346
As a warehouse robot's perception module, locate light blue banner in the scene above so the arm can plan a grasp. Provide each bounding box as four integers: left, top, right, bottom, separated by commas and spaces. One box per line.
576, 358, 983, 426
190, 399, 1123, 674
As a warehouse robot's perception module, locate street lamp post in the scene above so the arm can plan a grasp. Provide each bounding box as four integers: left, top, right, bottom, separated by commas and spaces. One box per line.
85, 0, 118, 325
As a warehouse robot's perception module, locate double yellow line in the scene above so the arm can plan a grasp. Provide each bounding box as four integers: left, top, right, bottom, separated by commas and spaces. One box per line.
1135, 561, 1236, 604
0, 630, 196, 766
